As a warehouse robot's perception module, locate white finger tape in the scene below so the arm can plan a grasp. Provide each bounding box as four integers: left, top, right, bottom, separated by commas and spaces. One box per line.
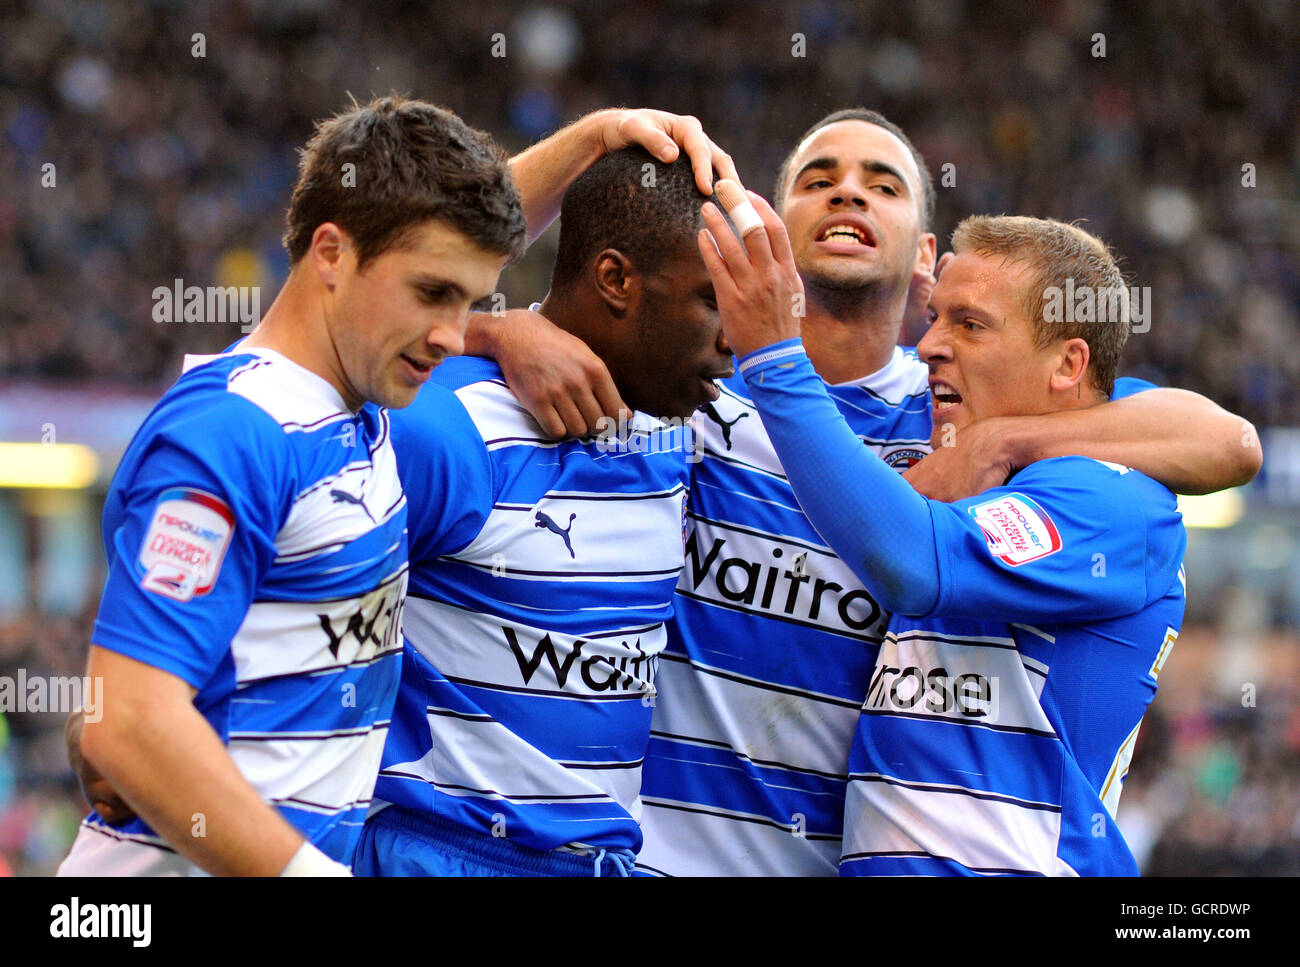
715, 179, 764, 237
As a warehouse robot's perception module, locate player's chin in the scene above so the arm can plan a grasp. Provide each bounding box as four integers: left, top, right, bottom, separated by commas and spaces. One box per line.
371, 375, 422, 410
675, 375, 723, 416
803, 260, 885, 290
698, 374, 723, 405
930, 405, 969, 440
648, 390, 700, 422
379, 358, 436, 408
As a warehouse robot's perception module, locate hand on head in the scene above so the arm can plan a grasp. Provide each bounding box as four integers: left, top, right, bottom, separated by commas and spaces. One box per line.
697, 188, 806, 360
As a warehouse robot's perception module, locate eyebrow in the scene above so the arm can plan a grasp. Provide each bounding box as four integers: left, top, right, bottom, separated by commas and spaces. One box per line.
937, 302, 1002, 325
793, 157, 911, 190
410, 276, 468, 300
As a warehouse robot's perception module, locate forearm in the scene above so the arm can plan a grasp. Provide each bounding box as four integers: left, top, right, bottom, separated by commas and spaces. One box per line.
460, 307, 625, 438
82, 647, 305, 876
509, 111, 610, 244
509, 108, 732, 245
998, 388, 1262, 494
463, 310, 506, 359
740, 342, 939, 615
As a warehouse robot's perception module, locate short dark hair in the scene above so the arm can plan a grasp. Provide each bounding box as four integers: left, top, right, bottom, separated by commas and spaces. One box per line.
284, 95, 527, 268
550, 148, 715, 289
774, 108, 934, 231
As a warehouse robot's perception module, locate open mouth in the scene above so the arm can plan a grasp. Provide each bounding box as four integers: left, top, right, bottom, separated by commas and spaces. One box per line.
931, 381, 963, 412
400, 353, 437, 381
699, 376, 723, 402
816, 220, 876, 247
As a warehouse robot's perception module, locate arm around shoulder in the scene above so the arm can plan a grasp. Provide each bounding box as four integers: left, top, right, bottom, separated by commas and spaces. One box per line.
998, 387, 1262, 495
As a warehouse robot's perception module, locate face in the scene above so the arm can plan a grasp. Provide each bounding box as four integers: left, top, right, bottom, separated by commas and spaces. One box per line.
779, 120, 928, 296
624, 241, 733, 420
917, 252, 1061, 442
325, 219, 507, 409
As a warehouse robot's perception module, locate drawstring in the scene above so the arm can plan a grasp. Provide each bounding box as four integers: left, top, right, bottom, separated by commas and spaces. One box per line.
591, 847, 635, 877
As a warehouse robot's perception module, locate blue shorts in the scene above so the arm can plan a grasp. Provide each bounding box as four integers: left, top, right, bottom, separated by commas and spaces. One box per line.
354, 806, 636, 877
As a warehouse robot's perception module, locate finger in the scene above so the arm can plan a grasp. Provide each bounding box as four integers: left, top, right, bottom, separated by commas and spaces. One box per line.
588, 367, 627, 423
935, 251, 956, 278
616, 113, 679, 163
696, 226, 747, 308
573, 389, 608, 436
713, 183, 776, 267
666, 116, 714, 193
551, 395, 590, 439
747, 190, 796, 269
700, 202, 757, 282
531, 404, 567, 440
706, 139, 739, 186
562, 351, 621, 431
697, 227, 754, 353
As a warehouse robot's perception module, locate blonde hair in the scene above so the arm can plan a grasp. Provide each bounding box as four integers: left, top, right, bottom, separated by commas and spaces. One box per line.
951, 215, 1130, 394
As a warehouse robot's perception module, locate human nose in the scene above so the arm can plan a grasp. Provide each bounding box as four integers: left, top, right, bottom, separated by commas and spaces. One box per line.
916, 318, 949, 365
828, 174, 869, 210
716, 322, 731, 357
430, 308, 468, 358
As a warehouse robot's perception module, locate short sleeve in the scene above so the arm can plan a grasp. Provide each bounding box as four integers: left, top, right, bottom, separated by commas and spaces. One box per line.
92, 405, 290, 688
926, 457, 1180, 623
389, 378, 495, 565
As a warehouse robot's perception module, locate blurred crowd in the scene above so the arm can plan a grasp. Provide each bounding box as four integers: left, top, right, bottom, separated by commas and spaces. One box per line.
1119, 640, 1300, 876
2, 0, 1297, 423
0, 607, 98, 877
0, 0, 1296, 876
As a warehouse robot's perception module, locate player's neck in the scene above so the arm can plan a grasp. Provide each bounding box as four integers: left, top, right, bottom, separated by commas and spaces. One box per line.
801, 284, 904, 385
539, 287, 643, 413
536, 289, 567, 330
242, 272, 360, 411
1051, 381, 1109, 412
538, 288, 605, 354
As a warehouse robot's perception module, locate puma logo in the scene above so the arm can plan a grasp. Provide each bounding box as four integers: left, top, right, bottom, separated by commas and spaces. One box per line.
534, 511, 577, 559
700, 402, 749, 450
330, 488, 375, 523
